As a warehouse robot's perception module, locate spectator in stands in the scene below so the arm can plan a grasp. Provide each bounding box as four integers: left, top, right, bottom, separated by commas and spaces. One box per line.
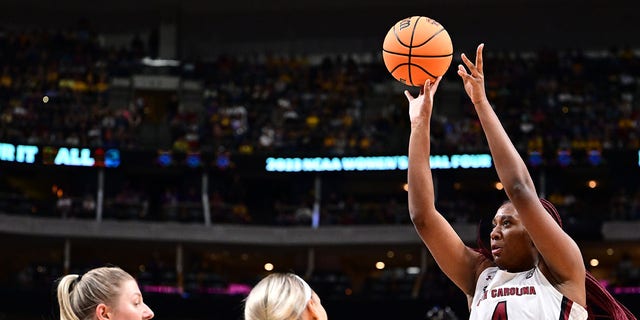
56, 193, 73, 219
56, 266, 154, 320
244, 273, 327, 320
405, 44, 635, 319
80, 192, 97, 219
614, 252, 639, 286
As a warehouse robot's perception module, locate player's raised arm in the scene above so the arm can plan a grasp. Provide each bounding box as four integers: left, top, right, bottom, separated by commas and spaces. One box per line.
457, 43, 586, 304
406, 78, 489, 297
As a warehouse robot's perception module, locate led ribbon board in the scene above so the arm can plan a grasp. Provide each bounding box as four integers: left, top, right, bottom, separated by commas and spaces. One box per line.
265, 154, 493, 172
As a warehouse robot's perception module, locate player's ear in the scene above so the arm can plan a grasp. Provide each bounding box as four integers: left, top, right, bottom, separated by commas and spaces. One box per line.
305, 293, 324, 320
306, 299, 320, 319
96, 303, 110, 320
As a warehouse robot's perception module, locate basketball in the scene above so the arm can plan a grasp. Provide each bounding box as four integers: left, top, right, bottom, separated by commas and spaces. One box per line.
382, 16, 453, 87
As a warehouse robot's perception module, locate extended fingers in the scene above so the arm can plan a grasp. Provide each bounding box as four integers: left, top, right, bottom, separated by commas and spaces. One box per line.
404, 90, 414, 102
457, 64, 470, 79
430, 77, 442, 93
422, 79, 431, 94
461, 43, 485, 77
460, 53, 475, 74
476, 43, 484, 74
406, 78, 438, 101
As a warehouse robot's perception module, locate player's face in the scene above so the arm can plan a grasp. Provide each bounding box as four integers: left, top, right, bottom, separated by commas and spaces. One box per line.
489, 204, 538, 272
106, 279, 154, 320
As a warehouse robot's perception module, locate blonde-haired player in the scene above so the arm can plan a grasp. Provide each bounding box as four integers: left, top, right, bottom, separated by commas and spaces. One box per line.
244, 273, 328, 320
56, 266, 154, 320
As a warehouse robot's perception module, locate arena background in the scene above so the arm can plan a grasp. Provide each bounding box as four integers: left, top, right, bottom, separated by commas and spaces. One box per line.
1, 0, 640, 319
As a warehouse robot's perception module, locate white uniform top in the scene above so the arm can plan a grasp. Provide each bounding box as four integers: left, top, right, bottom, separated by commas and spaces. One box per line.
469, 267, 588, 320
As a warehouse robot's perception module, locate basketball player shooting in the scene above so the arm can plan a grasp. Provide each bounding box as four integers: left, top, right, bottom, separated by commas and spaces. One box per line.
404, 43, 636, 319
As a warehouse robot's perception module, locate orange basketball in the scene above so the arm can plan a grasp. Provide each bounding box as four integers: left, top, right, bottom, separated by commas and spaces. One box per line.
382, 16, 453, 87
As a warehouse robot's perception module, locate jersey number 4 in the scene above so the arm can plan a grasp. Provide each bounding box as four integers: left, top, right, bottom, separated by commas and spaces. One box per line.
492, 301, 507, 320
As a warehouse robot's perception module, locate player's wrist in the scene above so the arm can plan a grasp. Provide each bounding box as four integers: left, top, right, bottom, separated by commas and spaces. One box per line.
472, 96, 489, 106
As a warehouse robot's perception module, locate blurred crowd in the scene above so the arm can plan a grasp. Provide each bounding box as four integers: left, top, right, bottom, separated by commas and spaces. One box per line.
0, 26, 639, 226
1, 25, 639, 320
2, 28, 638, 155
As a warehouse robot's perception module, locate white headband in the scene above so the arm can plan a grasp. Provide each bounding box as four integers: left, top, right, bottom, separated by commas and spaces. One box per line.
293, 274, 312, 303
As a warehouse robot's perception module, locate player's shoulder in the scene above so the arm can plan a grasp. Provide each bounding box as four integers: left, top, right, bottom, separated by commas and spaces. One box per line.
473, 256, 497, 285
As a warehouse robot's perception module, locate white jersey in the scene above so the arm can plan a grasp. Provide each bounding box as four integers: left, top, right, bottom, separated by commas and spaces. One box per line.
469, 267, 588, 320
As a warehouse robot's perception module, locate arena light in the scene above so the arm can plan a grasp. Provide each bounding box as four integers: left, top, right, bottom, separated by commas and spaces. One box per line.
141, 57, 180, 67
587, 149, 602, 166
557, 149, 572, 167
185, 152, 202, 168
406, 266, 421, 275
528, 150, 542, 166
157, 151, 173, 167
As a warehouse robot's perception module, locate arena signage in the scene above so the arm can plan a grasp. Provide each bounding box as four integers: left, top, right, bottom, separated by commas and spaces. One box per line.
265, 154, 493, 172
0, 142, 120, 168
48, 147, 95, 166
0, 143, 38, 164
43, 147, 120, 168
